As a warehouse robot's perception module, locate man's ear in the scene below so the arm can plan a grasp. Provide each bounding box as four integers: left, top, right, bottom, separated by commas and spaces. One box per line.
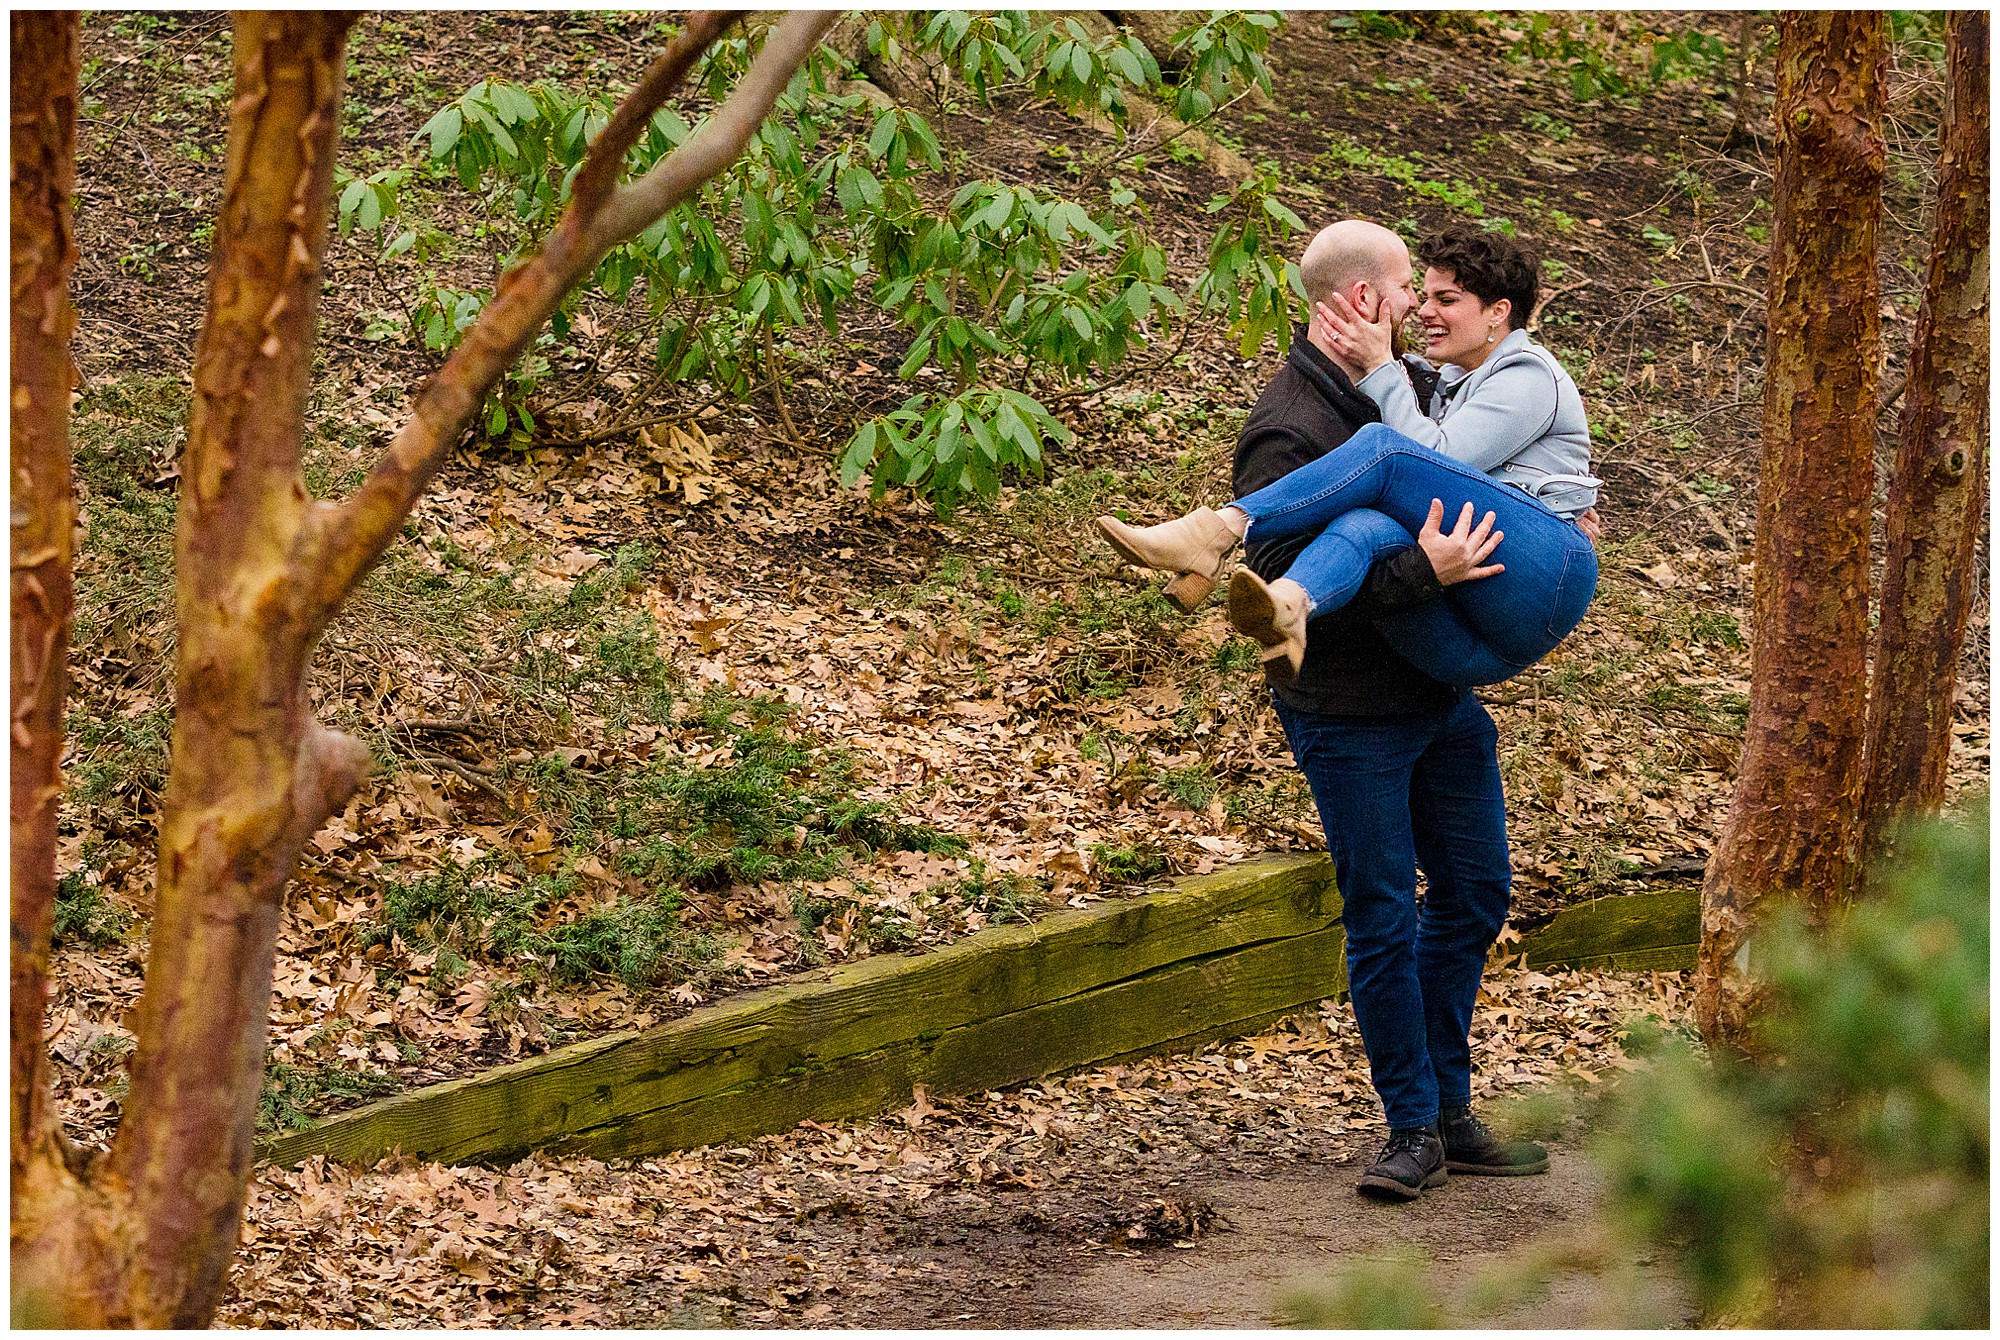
1489, 298, 1513, 329
1350, 280, 1379, 321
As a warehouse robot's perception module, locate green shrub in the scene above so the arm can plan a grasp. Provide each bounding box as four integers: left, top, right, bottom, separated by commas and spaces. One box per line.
1088, 841, 1168, 884
349, 14, 1294, 511
52, 872, 131, 949
1597, 802, 1988, 1326
369, 691, 959, 989
257, 1062, 400, 1133
539, 893, 722, 988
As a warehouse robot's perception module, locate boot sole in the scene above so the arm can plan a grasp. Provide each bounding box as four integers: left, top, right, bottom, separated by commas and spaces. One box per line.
1096, 517, 1155, 571
1226, 570, 1303, 684
1096, 520, 1216, 614
1356, 1165, 1448, 1201
1445, 1157, 1550, 1176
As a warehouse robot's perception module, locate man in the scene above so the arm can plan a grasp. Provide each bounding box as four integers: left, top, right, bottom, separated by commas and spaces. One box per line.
1235, 220, 1568, 1200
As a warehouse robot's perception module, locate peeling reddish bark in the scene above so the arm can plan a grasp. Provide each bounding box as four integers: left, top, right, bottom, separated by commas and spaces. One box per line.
9, 8, 80, 1165
9, 10, 102, 1328
10, 10, 837, 1325
1697, 12, 1886, 1048
1861, 11, 1990, 857
105, 14, 367, 1324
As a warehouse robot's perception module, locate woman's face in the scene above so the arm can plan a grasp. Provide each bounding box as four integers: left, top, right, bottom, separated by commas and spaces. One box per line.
1417, 267, 1510, 367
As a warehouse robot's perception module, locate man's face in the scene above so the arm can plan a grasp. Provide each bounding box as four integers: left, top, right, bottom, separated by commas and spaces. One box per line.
1376, 248, 1418, 326
1342, 244, 1416, 357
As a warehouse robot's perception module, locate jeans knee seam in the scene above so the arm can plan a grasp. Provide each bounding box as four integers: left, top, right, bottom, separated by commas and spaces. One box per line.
1253, 464, 1378, 525
1247, 435, 1423, 526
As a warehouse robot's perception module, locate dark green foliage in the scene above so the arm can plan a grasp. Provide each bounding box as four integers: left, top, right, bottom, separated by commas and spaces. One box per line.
258, 1062, 401, 1134
1088, 841, 1168, 885
555, 691, 960, 890
52, 872, 131, 949
502, 543, 677, 726
373, 855, 718, 991
951, 863, 1044, 928
1508, 13, 1635, 101
66, 380, 183, 655
66, 707, 172, 810
1157, 760, 1217, 810
349, 13, 1293, 510
538, 892, 717, 989
1325, 13, 1419, 42
1506, 14, 1756, 104
1596, 802, 1989, 1326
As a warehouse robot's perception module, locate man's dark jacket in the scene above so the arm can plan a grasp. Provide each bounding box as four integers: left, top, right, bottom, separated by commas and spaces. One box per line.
1233, 326, 1461, 716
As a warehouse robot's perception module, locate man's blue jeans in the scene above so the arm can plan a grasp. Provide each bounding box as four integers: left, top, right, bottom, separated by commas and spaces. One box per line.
1275, 693, 1511, 1132
1236, 423, 1599, 687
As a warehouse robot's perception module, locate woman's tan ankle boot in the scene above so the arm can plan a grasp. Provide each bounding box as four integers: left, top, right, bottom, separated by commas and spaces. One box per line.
1227, 570, 1310, 685
1096, 506, 1238, 612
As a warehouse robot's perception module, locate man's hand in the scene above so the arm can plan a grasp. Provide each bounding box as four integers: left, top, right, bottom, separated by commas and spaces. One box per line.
1417, 499, 1504, 586
1577, 507, 1602, 544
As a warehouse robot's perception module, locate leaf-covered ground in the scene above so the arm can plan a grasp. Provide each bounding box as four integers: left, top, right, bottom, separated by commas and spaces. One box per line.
47, 13, 1987, 1321
217, 960, 1686, 1327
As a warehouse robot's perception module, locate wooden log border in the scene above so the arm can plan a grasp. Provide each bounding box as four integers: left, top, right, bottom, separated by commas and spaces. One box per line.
257, 856, 1697, 1169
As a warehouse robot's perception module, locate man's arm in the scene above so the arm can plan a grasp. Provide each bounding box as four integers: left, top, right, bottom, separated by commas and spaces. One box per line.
1353, 546, 1445, 616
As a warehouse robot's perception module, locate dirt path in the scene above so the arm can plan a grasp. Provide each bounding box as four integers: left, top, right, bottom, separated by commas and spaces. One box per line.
1032, 1142, 1691, 1328
222, 968, 1697, 1327
803, 1136, 1692, 1329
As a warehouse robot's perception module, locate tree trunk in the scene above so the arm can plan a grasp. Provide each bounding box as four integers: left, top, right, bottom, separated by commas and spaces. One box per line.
9, 10, 838, 1326
1696, 12, 1885, 1048
1859, 10, 1990, 858
9, 13, 103, 1331
11, 15, 364, 1326
108, 14, 370, 1325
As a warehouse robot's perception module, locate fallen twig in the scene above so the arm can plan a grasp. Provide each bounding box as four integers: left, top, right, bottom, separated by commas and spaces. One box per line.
413, 752, 510, 807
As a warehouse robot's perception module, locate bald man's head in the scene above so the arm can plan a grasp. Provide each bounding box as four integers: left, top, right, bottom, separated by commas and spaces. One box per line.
1300, 221, 1414, 322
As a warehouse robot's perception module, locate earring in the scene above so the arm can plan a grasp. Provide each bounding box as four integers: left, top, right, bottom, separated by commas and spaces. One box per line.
1486, 328, 1497, 343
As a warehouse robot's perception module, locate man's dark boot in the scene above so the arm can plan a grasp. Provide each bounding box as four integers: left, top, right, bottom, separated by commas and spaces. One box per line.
1439, 1105, 1550, 1176
1356, 1123, 1447, 1201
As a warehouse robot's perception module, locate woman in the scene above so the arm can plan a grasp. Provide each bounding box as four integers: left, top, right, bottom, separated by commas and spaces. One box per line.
1098, 225, 1600, 688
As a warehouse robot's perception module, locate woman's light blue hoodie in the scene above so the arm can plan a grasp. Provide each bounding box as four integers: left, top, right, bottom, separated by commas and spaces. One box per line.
1358, 328, 1600, 518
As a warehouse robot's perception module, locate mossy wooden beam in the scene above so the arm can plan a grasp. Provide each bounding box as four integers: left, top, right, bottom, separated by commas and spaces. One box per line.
259, 853, 1341, 1168
1522, 888, 1699, 972
564, 923, 1351, 1162
257, 866, 1703, 1171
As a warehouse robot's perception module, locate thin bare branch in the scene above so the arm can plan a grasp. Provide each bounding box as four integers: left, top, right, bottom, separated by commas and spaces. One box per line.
593, 12, 835, 242
312, 9, 837, 627
569, 11, 737, 222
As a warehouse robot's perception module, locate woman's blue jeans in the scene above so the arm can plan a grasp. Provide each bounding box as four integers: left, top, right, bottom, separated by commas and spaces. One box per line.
1236, 422, 1599, 687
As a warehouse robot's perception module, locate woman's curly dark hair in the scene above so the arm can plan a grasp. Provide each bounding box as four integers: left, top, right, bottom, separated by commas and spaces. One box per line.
1422, 224, 1539, 330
